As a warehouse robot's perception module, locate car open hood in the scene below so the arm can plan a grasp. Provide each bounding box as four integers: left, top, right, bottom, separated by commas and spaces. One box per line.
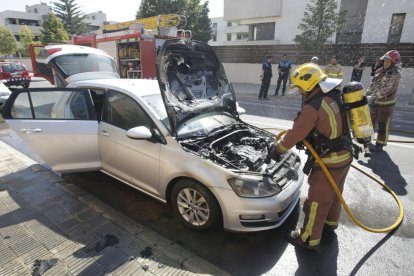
157, 39, 238, 136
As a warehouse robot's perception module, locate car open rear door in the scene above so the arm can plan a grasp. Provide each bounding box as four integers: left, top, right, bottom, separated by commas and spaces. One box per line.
2, 88, 100, 173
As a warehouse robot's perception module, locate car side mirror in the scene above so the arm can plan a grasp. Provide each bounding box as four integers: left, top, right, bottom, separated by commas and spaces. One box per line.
127, 126, 152, 140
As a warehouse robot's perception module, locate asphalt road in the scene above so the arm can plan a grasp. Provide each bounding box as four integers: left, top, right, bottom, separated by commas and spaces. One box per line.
2, 79, 414, 275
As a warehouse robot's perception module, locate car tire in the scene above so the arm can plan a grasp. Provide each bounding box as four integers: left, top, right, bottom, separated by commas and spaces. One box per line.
22, 82, 30, 89
171, 180, 221, 231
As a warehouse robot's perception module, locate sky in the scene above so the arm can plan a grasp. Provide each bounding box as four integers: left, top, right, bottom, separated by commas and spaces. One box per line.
1, 0, 224, 22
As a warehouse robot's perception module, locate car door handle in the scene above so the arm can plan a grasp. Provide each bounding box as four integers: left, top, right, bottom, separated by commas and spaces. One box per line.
101, 130, 110, 137
19, 128, 42, 134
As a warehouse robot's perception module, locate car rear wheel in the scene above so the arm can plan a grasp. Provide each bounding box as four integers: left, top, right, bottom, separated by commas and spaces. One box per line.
171, 180, 221, 231
22, 82, 30, 89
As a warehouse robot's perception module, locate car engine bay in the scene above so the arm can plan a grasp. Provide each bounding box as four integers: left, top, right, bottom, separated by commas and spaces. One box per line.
178, 123, 301, 184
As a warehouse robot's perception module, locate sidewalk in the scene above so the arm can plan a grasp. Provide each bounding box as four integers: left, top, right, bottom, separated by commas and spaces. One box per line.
0, 140, 228, 275
232, 83, 414, 112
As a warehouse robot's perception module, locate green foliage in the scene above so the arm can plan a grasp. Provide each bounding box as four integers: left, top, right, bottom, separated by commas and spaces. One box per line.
0, 26, 18, 56
294, 0, 345, 50
40, 13, 69, 43
53, 0, 89, 35
136, 0, 212, 42
19, 26, 35, 57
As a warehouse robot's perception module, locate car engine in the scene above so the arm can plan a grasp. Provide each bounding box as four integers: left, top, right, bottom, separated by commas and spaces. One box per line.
179, 124, 274, 171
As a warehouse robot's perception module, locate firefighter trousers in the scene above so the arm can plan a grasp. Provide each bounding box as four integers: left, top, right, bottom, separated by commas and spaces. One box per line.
370, 105, 394, 146
299, 165, 350, 247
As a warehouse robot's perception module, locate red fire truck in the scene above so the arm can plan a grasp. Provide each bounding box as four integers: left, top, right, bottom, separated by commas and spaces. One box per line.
71, 15, 190, 80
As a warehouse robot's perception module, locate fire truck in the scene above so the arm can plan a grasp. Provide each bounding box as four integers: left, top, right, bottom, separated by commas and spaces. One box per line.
71, 14, 190, 79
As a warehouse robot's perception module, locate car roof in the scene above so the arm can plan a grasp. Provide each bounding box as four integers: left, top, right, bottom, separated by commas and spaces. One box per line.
46, 45, 112, 63
66, 78, 161, 97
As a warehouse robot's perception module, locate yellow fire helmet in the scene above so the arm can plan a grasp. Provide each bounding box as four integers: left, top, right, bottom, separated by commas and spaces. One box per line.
290, 63, 342, 93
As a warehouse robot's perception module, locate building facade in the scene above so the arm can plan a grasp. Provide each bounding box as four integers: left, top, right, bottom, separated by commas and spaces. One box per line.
211, 0, 414, 46
0, 3, 107, 48
209, 17, 249, 46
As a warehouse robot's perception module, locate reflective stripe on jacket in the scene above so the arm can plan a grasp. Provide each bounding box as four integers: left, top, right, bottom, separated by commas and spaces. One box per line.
275, 88, 352, 168
325, 64, 344, 79
369, 66, 401, 106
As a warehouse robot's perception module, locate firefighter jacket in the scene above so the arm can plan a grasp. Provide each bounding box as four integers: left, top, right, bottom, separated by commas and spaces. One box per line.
368, 65, 401, 106
325, 64, 344, 79
275, 88, 352, 168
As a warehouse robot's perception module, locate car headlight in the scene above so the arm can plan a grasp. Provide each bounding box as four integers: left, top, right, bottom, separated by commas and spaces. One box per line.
227, 175, 281, 198
0, 92, 11, 97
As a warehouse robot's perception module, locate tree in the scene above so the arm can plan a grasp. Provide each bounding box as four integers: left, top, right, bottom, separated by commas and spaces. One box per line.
0, 27, 17, 56
136, 0, 212, 42
19, 26, 35, 57
53, 0, 89, 35
40, 13, 69, 43
294, 0, 345, 50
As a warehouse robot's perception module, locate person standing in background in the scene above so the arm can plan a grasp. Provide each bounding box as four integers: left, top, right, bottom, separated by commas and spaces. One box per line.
274, 54, 291, 96
370, 58, 382, 83
325, 56, 344, 79
258, 56, 273, 100
368, 50, 401, 152
351, 56, 366, 82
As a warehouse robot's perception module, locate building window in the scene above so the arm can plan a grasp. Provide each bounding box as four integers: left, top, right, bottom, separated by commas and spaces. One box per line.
227, 34, 231, 41
212, 35, 217, 42
227, 21, 232, 27
387, 13, 406, 43
34, 8, 38, 13
250, 23, 275, 41
92, 16, 96, 20
212, 22, 217, 29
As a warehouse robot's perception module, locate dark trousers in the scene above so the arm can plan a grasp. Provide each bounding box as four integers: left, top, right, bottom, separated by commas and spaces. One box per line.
371, 105, 394, 146
275, 73, 288, 95
259, 77, 271, 99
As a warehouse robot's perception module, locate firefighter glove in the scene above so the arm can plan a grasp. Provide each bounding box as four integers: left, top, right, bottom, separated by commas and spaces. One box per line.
266, 145, 281, 164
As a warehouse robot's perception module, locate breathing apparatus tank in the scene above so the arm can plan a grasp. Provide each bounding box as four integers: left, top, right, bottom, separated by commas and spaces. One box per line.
342, 82, 374, 144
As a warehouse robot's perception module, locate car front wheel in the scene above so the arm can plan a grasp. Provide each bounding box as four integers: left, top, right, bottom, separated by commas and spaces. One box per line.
171, 180, 221, 231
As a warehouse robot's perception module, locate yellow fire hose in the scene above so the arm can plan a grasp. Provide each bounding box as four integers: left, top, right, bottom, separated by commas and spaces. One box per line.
275, 130, 404, 233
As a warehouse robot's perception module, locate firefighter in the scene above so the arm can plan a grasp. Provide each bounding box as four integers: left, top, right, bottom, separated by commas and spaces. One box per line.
267, 63, 353, 250
325, 56, 344, 79
311, 56, 319, 64
368, 50, 401, 152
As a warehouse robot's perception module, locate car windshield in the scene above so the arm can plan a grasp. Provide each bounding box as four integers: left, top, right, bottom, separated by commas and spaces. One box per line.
177, 112, 238, 138
141, 94, 171, 131
53, 54, 117, 77
1, 63, 25, 72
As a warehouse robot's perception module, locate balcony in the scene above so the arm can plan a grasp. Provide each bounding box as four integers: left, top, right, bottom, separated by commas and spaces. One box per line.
224, 0, 282, 21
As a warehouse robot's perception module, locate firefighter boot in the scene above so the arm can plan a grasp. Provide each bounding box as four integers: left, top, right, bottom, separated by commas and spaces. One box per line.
287, 229, 319, 250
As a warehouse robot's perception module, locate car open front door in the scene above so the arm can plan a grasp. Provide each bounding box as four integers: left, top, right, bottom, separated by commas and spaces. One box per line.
2, 88, 101, 173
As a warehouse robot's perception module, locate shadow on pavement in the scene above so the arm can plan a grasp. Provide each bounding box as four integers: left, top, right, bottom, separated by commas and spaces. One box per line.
0, 165, 185, 275
294, 231, 339, 276
64, 171, 301, 276
357, 151, 407, 195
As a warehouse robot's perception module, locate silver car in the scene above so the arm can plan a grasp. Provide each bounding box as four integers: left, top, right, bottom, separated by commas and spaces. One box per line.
3, 41, 303, 232
0, 81, 12, 112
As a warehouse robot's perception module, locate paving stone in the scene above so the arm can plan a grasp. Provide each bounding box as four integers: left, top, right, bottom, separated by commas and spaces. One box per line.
21, 244, 52, 265
60, 197, 88, 215
111, 259, 154, 276
43, 205, 72, 225
0, 239, 18, 266
9, 236, 43, 257
76, 260, 106, 276
41, 260, 72, 276
0, 259, 29, 275
63, 252, 96, 275
96, 246, 129, 273
49, 240, 83, 260
74, 208, 100, 222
